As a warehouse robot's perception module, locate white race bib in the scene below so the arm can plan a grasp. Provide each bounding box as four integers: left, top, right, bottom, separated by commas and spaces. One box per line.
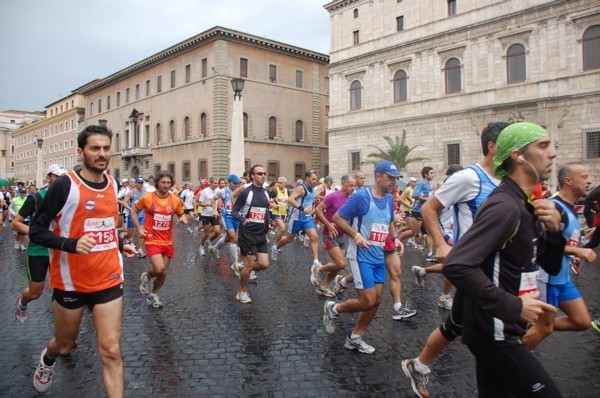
518, 271, 538, 296
368, 223, 388, 246
84, 217, 117, 252
248, 207, 266, 223
152, 213, 171, 231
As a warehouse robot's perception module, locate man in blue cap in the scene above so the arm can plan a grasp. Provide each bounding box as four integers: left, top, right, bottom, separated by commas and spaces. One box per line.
210, 174, 243, 270
322, 160, 401, 354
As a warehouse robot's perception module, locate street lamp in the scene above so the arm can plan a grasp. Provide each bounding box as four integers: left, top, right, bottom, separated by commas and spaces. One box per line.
98, 119, 107, 127
0, 149, 6, 180
36, 138, 44, 187
229, 78, 246, 176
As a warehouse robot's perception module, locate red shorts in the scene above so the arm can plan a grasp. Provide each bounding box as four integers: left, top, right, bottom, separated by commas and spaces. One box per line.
383, 236, 397, 253
146, 244, 175, 259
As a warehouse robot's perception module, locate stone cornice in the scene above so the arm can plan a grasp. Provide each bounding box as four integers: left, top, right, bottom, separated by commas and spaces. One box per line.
324, 0, 361, 12
12, 107, 84, 137
78, 26, 329, 95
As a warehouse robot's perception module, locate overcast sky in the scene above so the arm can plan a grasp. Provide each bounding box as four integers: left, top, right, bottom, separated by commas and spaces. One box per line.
0, 0, 331, 112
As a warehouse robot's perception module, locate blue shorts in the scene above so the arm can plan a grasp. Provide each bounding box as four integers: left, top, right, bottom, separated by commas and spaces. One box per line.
127, 213, 145, 228
224, 215, 239, 232
348, 258, 386, 289
287, 218, 315, 235
543, 280, 582, 307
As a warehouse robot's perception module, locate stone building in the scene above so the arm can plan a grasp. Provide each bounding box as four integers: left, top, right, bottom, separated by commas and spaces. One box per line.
0, 109, 45, 180
324, 0, 600, 185
12, 95, 84, 185
78, 26, 330, 184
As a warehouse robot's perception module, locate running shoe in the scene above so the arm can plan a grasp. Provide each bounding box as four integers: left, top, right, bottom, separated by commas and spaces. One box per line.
425, 253, 437, 262
230, 262, 242, 277
322, 301, 338, 334
438, 294, 453, 310
317, 286, 336, 298
139, 272, 151, 295
249, 270, 258, 280
303, 236, 311, 247
20, 244, 27, 251
33, 348, 55, 393
208, 245, 220, 259
147, 294, 164, 308
332, 275, 348, 296
236, 290, 252, 304
344, 335, 375, 354
14, 241, 19, 249
137, 249, 146, 258
411, 266, 427, 288
402, 359, 430, 398
198, 246, 206, 256
187, 227, 193, 234
591, 319, 600, 335
392, 306, 417, 321
270, 244, 278, 261
15, 295, 28, 324
310, 264, 322, 287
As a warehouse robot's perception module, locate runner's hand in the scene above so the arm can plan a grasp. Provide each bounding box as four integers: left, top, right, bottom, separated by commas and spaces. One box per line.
328, 224, 339, 239
532, 200, 561, 233
519, 291, 557, 324
180, 215, 189, 225
76, 233, 97, 254
435, 241, 452, 263
355, 234, 370, 248
137, 226, 147, 238
304, 208, 314, 216
121, 244, 137, 258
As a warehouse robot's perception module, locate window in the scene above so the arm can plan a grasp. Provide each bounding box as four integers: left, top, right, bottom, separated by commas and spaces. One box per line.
269, 64, 277, 83
169, 120, 175, 141
393, 70, 408, 102
240, 58, 248, 77
107, 95, 111, 110
167, 162, 175, 179
201, 113, 207, 137
98, 99, 102, 113
145, 125, 150, 146
448, 0, 457, 16
184, 117, 191, 140
294, 163, 305, 180
295, 120, 303, 142
507, 44, 526, 83
583, 26, 600, 71
350, 80, 362, 110
444, 58, 461, 94
125, 129, 129, 149
353, 30, 360, 45
182, 161, 191, 181
296, 70, 303, 88
115, 133, 120, 151
146, 80, 151, 96
135, 84, 140, 100
243, 113, 249, 138
198, 159, 208, 179
245, 159, 251, 173
350, 151, 361, 171
154, 164, 162, 176
269, 117, 277, 140
586, 131, 600, 159
353, 9, 358, 18
157, 75, 162, 93
397, 16, 404, 31
126, 88, 130, 103
267, 161, 279, 180
156, 123, 162, 143
89, 103, 94, 116
117, 92, 121, 106
170, 70, 176, 88
186, 64, 191, 83
446, 143, 461, 165
325, 77, 329, 93
202, 59, 207, 78
114, 168, 120, 180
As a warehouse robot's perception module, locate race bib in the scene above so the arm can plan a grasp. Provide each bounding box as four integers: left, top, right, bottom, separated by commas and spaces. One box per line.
277, 196, 288, 204
84, 217, 117, 252
225, 203, 233, 211
567, 230, 580, 247
153, 213, 171, 231
248, 207, 266, 223
368, 223, 388, 246
518, 271, 538, 296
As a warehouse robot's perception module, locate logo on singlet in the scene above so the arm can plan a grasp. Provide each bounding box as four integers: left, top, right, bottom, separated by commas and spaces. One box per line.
86, 200, 95, 210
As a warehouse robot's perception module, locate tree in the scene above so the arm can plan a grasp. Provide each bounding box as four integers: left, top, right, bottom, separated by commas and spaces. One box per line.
361, 130, 428, 170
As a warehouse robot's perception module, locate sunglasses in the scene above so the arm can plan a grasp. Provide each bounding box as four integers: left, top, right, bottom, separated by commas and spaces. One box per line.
253, 172, 267, 176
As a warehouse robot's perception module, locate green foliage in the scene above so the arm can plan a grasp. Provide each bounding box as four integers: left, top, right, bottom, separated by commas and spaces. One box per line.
361, 131, 428, 170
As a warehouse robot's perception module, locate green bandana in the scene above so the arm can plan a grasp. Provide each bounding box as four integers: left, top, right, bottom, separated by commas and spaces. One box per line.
493, 122, 548, 178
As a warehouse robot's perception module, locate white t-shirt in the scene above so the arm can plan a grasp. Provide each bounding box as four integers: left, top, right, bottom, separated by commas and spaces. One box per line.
199, 187, 224, 216
144, 182, 156, 193
117, 187, 131, 215
434, 164, 500, 238
180, 189, 195, 210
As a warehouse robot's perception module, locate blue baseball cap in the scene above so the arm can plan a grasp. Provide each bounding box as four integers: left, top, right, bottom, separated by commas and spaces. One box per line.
374, 161, 402, 178
227, 174, 240, 184
135, 177, 144, 183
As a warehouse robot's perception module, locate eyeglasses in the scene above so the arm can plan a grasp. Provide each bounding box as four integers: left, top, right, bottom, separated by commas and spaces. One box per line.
253, 172, 267, 176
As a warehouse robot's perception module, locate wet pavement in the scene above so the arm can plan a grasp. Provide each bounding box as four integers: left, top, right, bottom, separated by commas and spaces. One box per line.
1, 225, 599, 397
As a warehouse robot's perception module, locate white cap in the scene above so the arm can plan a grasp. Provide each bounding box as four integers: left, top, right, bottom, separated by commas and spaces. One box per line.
409, 177, 418, 182
334, 185, 341, 191
46, 164, 67, 177
121, 178, 129, 184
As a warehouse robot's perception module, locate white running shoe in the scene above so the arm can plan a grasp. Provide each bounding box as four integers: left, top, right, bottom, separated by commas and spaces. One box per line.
411, 266, 427, 288
208, 245, 220, 259
198, 246, 206, 256
230, 262, 243, 277
147, 293, 164, 308
438, 294, 453, 310
236, 290, 252, 303
303, 236, 311, 247
310, 263, 322, 287
344, 335, 375, 354
332, 275, 348, 296
322, 301, 338, 334
392, 306, 417, 321
317, 286, 336, 298
249, 270, 258, 280
140, 272, 151, 295
270, 244, 278, 261
33, 348, 55, 393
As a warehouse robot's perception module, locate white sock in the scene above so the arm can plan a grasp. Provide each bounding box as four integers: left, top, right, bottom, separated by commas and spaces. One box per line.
228, 243, 238, 263
393, 302, 402, 312
313, 259, 320, 265
413, 357, 431, 374
214, 237, 226, 250
350, 333, 361, 340
332, 304, 339, 315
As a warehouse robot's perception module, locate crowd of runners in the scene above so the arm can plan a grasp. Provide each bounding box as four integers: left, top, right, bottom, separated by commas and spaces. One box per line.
2, 122, 599, 397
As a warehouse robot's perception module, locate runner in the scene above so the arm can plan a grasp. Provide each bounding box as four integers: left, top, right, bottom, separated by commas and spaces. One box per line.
28, 125, 137, 395
194, 177, 223, 256
442, 122, 565, 397
271, 177, 289, 245
136, 170, 187, 308
322, 161, 400, 354
0, 185, 11, 242
231, 165, 271, 304
402, 121, 506, 397
210, 174, 243, 268
179, 183, 196, 234
124, 177, 146, 257
353, 171, 366, 193
13, 164, 67, 323
9, 187, 29, 250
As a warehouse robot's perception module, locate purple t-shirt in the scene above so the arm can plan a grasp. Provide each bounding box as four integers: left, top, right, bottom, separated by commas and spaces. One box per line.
321, 191, 349, 236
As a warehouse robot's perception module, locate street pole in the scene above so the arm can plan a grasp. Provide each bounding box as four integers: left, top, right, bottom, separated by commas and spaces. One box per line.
36, 138, 44, 188
229, 78, 245, 176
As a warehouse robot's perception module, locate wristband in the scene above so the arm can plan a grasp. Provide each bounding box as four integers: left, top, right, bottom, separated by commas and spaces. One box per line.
354, 232, 361, 241
298, 206, 304, 212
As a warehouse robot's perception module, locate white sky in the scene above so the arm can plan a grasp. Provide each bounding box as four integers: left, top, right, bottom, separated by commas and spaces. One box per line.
0, 0, 331, 111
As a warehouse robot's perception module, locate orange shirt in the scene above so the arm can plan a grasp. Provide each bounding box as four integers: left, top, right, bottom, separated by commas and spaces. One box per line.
136, 192, 184, 246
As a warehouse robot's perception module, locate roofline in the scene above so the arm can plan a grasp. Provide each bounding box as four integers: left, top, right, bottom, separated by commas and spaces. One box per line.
79, 26, 330, 95
323, 0, 361, 12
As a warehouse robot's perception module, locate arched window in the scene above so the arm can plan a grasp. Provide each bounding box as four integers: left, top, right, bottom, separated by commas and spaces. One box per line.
583, 25, 600, 71
184, 117, 191, 139
269, 116, 277, 140
354, 9, 358, 18
156, 123, 162, 143
243, 113, 248, 138
115, 133, 120, 151
444, 58, 461, 94
350, 80, 362, 110
295, 120, 303, 142
507, 44, 526, 83
169, 120, 175, 142
201, 113, 207, 137
393, 70, 408, 102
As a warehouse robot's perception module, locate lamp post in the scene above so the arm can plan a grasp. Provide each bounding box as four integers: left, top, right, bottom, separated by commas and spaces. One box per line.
0, 149, 6, 180
229, 78, 245, 176
36, 138, 44, 187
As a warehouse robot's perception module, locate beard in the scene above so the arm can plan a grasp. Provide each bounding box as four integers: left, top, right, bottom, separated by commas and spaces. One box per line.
82, 154, 110, 173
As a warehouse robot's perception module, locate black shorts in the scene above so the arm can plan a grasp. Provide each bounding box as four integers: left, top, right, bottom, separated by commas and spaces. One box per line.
184, 208, 194, 215
411, 211, 423, 222
238, 230, 268, 257
53, 283, 123, 311
201, 216, 219, 226
27, 255, 49, 283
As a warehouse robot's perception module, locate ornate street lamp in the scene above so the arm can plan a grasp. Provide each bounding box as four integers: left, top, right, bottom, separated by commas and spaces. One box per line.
36, 138, 44, 187
231, 77, 245, 99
